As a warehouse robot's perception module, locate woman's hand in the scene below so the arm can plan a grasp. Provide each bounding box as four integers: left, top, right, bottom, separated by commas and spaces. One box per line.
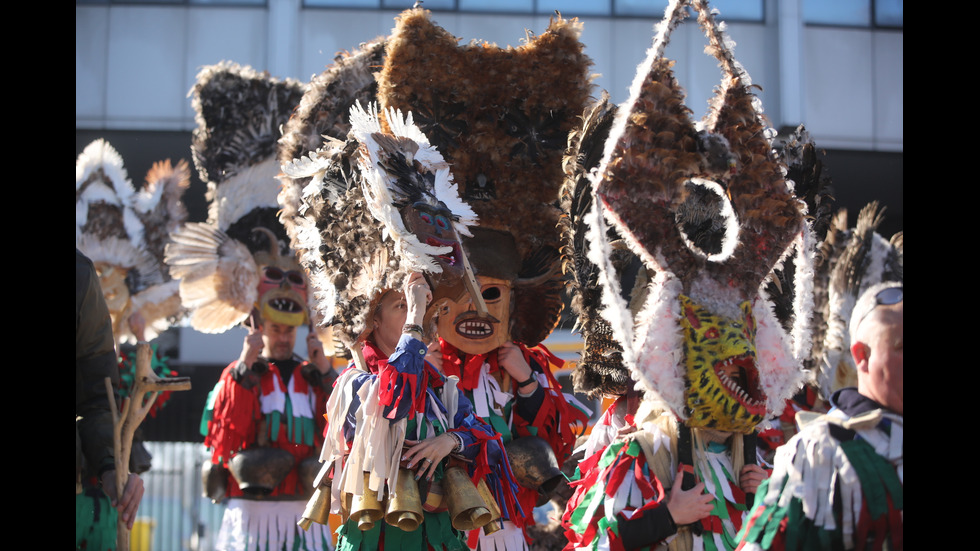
403, 273, 432, 327
426, 340, 443, 372
401, 434, 457, 481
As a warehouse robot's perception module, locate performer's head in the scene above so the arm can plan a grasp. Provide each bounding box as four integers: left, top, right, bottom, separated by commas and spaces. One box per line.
372, 289, 409, 355
849, 282, 903, 414
369, 272, 432, 357
258, 318, 299, 362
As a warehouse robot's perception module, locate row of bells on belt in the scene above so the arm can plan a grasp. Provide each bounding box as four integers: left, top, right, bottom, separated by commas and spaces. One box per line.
299, 468, 503, 534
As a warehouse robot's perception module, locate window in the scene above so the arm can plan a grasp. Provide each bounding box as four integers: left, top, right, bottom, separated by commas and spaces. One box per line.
301, 0, 765, 21
803, 0, 903, 28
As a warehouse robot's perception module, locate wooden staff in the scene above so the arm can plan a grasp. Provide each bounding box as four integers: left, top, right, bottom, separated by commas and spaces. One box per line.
104, 342, 191, 551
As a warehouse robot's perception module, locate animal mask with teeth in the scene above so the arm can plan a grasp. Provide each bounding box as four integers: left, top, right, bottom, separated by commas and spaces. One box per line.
580, 0, 806, 432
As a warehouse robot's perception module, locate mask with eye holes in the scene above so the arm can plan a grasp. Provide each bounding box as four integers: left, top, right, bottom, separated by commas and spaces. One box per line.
431, 228, 524, 355
436, 275, 512, 355
251, 227, 310, 327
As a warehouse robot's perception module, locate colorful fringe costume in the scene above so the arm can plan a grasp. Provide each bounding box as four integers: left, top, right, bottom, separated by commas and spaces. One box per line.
278, 67, 527, 546
320, 335, 523, 551
439, 339, 590, 541
202, 357, 333, 551
164, 61, 335, 551
736, 388, 902, 550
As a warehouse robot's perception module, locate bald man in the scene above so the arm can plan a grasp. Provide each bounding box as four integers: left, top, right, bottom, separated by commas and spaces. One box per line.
736, 282, 903, 550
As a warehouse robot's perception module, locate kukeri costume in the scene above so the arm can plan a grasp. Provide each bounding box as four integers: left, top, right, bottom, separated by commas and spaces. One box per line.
164, 62, 333, 551
559, 1, 810, 549
376, 10, 594, 548
279, 93, 523, 550
736, 386, 902, 550
809, 204, 902, 405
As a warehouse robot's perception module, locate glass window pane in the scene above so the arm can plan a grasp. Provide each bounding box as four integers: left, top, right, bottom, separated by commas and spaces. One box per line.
192, 0, 266, 4
538, 0, 611, 17
383, 0, 454, 9
304, 0, 379, 7
803, 0, 870, 26
615, 0, 760, 21
458, 0, 532, 13
874, 0, 903, 27
615, 0, 669, 17
710, 0, 763, 21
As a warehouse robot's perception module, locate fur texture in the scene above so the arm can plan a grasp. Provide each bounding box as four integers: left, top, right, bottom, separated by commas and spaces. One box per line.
378, 7, 594, 346
76, 139, 190, 344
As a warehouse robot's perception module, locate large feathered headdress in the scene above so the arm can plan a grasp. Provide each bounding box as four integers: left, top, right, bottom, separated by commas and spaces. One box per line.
280, 100, 478, 353
584, 0, 806, 433
165, 62, 309, 333
76, 139, 190, 345
277, 38, 387, 257
376, 7, 594, 348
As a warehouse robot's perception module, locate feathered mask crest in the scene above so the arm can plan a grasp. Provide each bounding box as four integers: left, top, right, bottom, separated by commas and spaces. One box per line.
277, 38, 387, 258
280, 100, 477, 350
814, 202, 902, 400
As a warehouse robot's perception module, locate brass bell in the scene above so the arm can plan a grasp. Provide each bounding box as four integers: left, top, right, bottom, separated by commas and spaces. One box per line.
476, 477, 503, 535
443, 466, 492, 531
385, 468, 425, 532
349, 472, 385, 531
298, 484, 332, 530
297, 457, 321, 500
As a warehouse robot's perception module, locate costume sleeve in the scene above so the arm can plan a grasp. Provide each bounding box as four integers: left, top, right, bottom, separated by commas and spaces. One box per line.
511, 344, 589, 464
200, 363, 260, 466
75, 249, 120, 478
376, 334, 430, 420
334, 335, 432, 444
735, 416, 904, 551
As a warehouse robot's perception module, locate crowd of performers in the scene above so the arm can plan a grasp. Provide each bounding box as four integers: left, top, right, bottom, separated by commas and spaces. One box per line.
76, 1, 902, 550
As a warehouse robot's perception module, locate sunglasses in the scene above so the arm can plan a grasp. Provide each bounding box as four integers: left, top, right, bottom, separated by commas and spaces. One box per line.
855, 286, 902, 329
263, 266, 305, 287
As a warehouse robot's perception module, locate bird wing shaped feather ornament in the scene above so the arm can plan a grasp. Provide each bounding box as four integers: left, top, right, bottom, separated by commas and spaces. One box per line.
587, 0, 806, 433
76, 139, 190, 345
817, 201, 902, 401
164, 62, 309, 334
560, 93, 639, 400
378, 6, 594, 348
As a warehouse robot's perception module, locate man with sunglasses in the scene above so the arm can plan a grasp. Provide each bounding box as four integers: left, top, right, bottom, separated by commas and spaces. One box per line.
200, 246, 339, 551
737, 282, 903, 550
